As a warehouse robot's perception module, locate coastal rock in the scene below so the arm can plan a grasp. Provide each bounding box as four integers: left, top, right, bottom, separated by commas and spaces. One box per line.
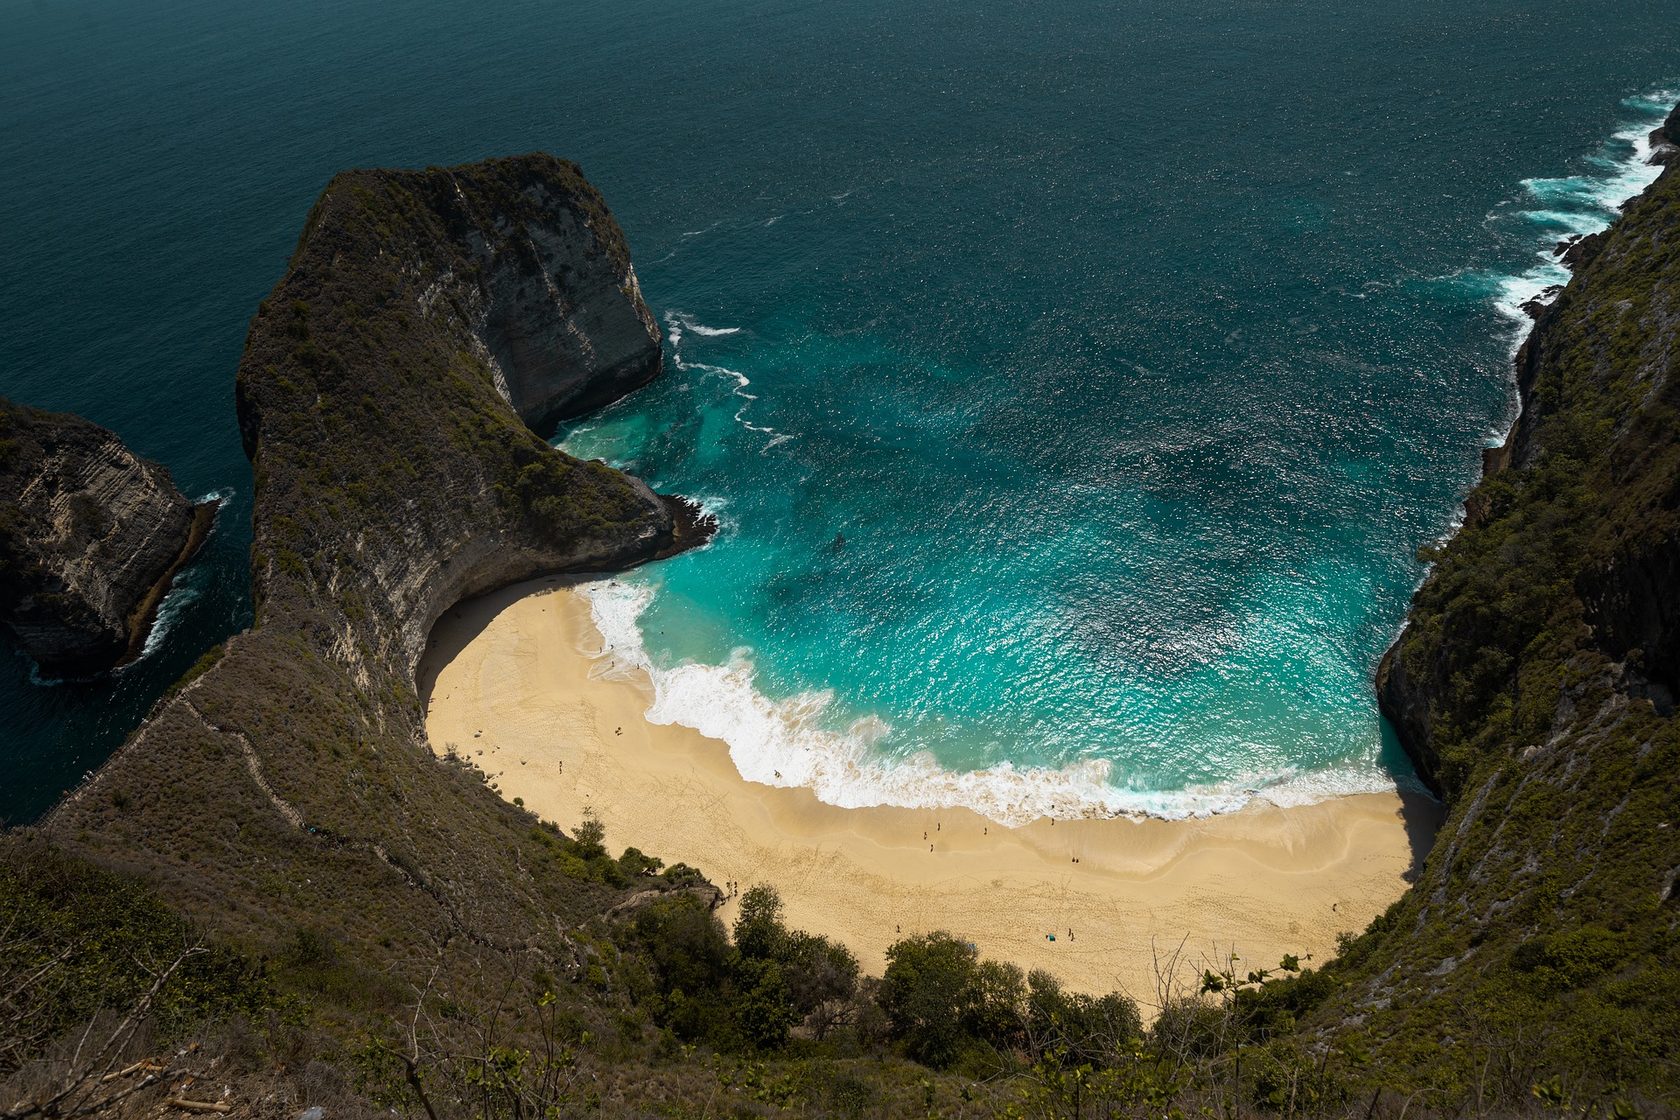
46, 156, 712, 996
1554, 230, 1608, 270
1651, 102, 1680, 164
0, 398, 213, 675
474, 174, 661, 432
1518, 284, 1563, 319
403, 156, 662, 434
232, 154, 709, 675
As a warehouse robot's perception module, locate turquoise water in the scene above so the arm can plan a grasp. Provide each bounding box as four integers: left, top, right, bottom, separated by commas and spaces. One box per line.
560, 87, 1677, 819
1, 0, 1676, 823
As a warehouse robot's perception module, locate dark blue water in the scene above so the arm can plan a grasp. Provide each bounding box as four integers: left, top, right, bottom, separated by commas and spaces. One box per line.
2, 0, 1676, 823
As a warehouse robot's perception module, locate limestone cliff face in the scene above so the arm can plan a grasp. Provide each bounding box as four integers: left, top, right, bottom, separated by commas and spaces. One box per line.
304, 156, 663, 438
233, 154, 700, 680
46, 155, 708, 988
0, 399, 210, 675
452, 165, 664, 433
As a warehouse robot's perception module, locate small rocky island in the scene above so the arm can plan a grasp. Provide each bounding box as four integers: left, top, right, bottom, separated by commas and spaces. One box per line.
0, 398, 215, 675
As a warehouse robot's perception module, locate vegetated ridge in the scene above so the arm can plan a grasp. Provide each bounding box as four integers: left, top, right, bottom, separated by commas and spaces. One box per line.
21, 153, 719, 1093
1329, 104, 1680, 1099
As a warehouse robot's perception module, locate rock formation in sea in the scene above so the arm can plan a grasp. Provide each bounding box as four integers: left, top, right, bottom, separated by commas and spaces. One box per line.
0, 398, 215, 675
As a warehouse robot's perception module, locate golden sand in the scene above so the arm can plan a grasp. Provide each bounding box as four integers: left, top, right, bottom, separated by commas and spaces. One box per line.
420, 578, 1436, 1003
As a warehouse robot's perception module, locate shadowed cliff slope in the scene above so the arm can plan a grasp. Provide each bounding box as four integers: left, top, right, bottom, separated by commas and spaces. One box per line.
0, 398, 213, 676
1318, 145, 1680, 1100
41, 155, 709, 996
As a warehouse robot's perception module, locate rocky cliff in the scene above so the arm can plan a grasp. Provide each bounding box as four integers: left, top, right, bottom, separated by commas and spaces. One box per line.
1653, 103, 1680, 164
42, 155, 708, 997
0, 399, 214, 675
1331, 120, 1680, 1096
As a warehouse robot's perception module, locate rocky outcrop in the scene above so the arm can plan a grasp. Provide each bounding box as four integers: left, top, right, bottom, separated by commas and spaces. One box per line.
451, 164, 664, 433
0, 399, 214, 675
42, 155, 710, 1010
1651, 103, 1680, 164
231, 154, 706, 678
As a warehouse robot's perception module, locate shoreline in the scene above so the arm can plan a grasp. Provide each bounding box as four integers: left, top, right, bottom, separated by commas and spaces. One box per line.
420, 577, 1439, 1000
119, 496, 221, 668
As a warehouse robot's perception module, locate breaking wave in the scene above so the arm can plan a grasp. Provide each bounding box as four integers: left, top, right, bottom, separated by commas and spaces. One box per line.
575, 578, 1398, 825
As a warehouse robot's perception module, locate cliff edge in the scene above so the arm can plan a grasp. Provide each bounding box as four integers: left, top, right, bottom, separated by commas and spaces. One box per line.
42, 155, 709, 992
1334, 116, 1680, 1093
0, 398, 213, 675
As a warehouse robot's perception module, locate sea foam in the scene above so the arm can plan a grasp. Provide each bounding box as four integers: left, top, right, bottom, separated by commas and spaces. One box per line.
24, 488, 232, 686
136, 487, 232, 662
576, 578, 1399, 826
1487, 87, 1674, 342
1469, 86, 1675, 451
666, 311, 793, 450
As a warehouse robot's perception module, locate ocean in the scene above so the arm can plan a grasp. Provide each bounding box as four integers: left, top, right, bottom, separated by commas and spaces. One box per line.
2, 0, 1676, 824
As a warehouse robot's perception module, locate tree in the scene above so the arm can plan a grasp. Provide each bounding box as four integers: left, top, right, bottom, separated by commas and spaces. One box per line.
731, 956, 798, 1051
879, 932, 981, 1068
571, 810, 606, 860
733, 885, 789, 962
784, 932, 860, 1037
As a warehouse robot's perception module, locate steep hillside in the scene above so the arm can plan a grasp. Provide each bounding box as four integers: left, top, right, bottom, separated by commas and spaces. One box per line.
40, 155, 711, 1015
1320, 141, 1680, 1102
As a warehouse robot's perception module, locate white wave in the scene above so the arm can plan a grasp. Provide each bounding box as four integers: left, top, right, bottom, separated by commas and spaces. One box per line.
1489, 254, 1572, 329
665, 311, 793, 450
25, 489, 232, 686
669, 311, 741, 338
1520, 208, 1618, 236
134, 487, 232, 662
137, 569, 204, 661
1480, 85, 1676, 352
576, 578, 1398, 825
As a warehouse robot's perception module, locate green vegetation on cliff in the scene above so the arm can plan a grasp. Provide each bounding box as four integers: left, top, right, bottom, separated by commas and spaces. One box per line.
1341, 150, 1680, 1104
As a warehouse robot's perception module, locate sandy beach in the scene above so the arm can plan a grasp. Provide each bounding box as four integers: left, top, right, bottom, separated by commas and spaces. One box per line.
420, 578, 1438, 1003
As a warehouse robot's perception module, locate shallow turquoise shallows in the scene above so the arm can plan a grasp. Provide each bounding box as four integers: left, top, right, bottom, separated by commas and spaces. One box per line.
2, 0, 1677, 822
